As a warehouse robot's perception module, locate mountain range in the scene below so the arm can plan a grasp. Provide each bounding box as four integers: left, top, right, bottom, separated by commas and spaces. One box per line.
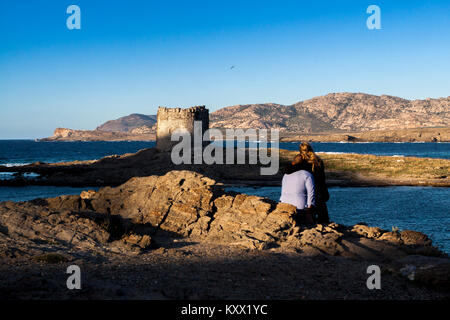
40, 92, 449, 142
95, 93, 450, 133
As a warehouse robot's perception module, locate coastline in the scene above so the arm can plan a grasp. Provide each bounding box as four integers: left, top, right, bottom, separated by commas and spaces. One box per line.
1, 147, 448, 188
1, 170, 448, 299
36, 127, 450, 143
1, 146, 448, 299
280, 127, 450, 143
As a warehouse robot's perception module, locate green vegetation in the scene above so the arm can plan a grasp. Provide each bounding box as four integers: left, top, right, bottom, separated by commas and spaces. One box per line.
279, 149, 450, 185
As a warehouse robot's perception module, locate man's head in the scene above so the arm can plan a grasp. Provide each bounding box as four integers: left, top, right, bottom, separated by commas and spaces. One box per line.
292, 154, 302, 165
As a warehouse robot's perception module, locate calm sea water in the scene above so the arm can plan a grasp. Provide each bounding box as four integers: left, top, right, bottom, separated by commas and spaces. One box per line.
0, 141, 449, 167
0, 140, 157, 166
278, 141, 450, 159
216, 141, 450, 159
0, 140, 448, 253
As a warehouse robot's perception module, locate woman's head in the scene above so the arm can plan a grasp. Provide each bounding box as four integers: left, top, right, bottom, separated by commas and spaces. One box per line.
298, 142, 321, 172
299, 142, 314, 155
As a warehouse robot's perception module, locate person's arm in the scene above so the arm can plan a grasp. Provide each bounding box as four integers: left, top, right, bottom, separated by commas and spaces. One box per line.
317, 161, 329, 202
305, 175, 315, 208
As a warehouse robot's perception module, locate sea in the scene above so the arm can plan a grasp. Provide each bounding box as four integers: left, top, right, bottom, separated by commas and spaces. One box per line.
0, 140, 449, 253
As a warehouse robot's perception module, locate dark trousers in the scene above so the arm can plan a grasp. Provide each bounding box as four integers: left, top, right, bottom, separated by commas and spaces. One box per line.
316, 202, 330, 224
295, 208, 315, 225
295, 202, 330, 225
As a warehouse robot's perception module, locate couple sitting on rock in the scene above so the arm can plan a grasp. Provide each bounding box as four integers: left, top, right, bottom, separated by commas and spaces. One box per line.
280, 142, 330, 225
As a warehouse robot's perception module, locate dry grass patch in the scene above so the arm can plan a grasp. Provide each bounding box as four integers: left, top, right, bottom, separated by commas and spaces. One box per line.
279, 149, 450, 181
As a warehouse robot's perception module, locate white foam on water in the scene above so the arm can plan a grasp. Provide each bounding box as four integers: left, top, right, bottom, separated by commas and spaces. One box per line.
2, 163, 30, 167
317, 152, 348, 155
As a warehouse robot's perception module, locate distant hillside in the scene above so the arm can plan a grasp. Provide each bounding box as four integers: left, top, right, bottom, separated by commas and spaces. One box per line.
42, 93, 449, 141
38, 128, 155, 142
93, 93, 450, 134
97, 114, 157, 132
210, 103, 335, 133
210, 93, 450, 132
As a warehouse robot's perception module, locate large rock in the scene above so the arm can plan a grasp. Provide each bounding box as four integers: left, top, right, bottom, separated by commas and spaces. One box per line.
81, 171, 298, 249
0, 170, 446, 261
351, 224, 383, 239
0, 200, 152, 258
208, 195, 296, 249
87, 171, 218, 236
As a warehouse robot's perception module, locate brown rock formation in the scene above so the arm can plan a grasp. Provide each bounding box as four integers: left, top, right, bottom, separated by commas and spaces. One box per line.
1, 170, 448, 299
0, 197, 153, 259
281, 127, 450, 143
39, 128, 155, 142
1, 170, 445, 258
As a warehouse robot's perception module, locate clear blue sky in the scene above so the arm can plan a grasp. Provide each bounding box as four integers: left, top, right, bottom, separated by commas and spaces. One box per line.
0, 0, 449, 138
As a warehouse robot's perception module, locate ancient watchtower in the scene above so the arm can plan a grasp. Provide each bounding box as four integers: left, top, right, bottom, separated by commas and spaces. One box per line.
156, 106, 209, 151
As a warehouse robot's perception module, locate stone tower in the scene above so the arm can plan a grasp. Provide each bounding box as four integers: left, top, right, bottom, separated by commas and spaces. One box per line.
156, 106, 209, 151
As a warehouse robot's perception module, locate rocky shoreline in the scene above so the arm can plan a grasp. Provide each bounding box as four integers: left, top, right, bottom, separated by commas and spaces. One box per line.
1, 170, 449, 299
37, 128, 155, 142
280, 127, 450, 143
38, 127, 450, 143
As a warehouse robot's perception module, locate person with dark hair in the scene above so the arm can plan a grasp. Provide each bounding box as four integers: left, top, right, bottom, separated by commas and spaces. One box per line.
293, 142, 330, 224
